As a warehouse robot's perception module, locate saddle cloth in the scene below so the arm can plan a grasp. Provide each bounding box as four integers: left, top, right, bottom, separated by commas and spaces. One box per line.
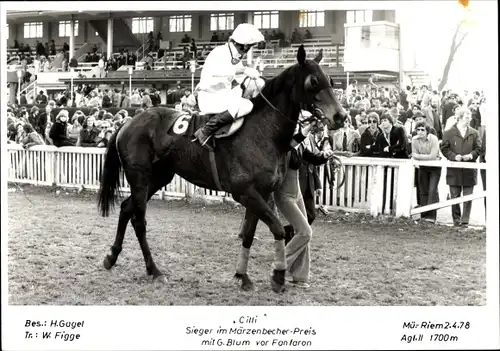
168, 110, 244, 139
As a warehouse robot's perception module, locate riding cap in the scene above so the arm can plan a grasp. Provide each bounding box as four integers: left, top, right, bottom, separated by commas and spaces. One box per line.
230, 23, 265, 45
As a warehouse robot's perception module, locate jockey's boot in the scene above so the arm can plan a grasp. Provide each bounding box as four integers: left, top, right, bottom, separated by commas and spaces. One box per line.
194, 110, 234, 151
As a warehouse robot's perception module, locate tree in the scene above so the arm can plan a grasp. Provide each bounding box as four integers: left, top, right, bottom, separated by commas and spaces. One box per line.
437, 20, 469, 92
437, 0, 477, 92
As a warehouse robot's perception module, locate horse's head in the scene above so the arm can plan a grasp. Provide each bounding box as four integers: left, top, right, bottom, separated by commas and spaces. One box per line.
293, 45, 347, 130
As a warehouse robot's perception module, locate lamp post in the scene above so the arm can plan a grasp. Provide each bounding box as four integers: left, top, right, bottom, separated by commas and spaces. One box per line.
189, 60, 196, 92
16, 70, 22, 104
70, 67, 74, 106
128, 66, 133, 101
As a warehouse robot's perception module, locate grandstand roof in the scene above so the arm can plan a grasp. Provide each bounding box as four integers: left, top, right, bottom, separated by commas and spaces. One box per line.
6, 10, 207, 22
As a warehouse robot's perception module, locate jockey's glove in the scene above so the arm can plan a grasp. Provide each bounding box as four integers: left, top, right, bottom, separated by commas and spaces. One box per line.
244, 67, 261, 79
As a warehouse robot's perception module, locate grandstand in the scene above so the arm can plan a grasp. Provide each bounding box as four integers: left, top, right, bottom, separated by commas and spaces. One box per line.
6, 9, 404, 103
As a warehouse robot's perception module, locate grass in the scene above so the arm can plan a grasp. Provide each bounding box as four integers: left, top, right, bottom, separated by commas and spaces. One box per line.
7, 185, 486, 306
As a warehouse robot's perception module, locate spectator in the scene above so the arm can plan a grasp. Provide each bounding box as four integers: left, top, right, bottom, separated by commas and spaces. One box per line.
422, 100, 443, 139
49, 110, 74, 147
67, 113, 84, 145
141, 91, 152, 108
119, 91, 131, 108
98, 55, 106, 78
21, 123, 45, 148
440, 107, 482, 228
150, 89, 161, 107
180, 89, 197, 112
291, 28, 302, 43
376, 113, 409, 159
441, 93, 457, 129
102, 89, 113, 108
77, 116, 101, 147
210, 32, 218, 43
181, 33, 191, 44
36, 90, 48, 105
44, 121, 54, 145
304, 29, 312, 40
327, 119, 360, 155
130, 90, 142, 106
411, 121, 441, 223
359, 112, 380, 157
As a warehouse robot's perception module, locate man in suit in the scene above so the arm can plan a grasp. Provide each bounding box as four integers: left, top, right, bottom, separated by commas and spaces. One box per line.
422, 100, 443, 139
376, 113, 409, 159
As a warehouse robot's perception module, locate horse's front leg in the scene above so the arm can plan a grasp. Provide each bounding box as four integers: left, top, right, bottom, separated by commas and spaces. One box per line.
234, 207, 258, 291
233, 188, 287, 293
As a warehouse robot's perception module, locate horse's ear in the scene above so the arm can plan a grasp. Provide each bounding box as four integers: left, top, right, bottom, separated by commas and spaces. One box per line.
297, 45, 306, 65
313, 49, 323, 63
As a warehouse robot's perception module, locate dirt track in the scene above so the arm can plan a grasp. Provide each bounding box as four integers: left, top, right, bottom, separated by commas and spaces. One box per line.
7, 186, 486, 306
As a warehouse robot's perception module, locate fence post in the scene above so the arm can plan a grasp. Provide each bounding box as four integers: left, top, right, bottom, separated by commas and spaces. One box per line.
395, 161, 414, 217
370, 165, 384, 217
45, 148, 55, 186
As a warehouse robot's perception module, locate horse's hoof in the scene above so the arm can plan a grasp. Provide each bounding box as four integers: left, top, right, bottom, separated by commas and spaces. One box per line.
103, 256, 114, 270
270, 279, 286, 293
270, 269, 286, 293
241, 281, 255, 291
153, 275, 168, 284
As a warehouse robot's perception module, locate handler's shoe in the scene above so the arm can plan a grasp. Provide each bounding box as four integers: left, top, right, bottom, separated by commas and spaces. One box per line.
290, 280, 310, 289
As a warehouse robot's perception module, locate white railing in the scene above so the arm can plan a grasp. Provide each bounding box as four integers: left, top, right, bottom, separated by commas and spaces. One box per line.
6, 144, 487, 218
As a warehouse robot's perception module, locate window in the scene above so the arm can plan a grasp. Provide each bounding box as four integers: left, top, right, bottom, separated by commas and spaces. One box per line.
59, 20, 79, 37
253, 11, 279, 29
210, 13, 234, 31
131, 17, 154, 34
24, 22, 43, 39
298, 10, 325, 27
346, 10, 373, 24
169, 15, 191, 32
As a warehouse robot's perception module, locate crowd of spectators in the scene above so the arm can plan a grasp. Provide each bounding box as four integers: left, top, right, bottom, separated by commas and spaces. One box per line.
307, 79, 486, 226
5, 86, 169, 149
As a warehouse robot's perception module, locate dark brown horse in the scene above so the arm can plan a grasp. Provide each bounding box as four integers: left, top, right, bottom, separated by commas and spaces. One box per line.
97, 45, 346, 293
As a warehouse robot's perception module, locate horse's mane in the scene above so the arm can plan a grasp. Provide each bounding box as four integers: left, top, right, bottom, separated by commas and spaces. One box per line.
250, 64, 299, 112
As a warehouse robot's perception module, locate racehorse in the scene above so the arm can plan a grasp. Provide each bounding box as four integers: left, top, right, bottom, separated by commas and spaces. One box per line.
97, 45, 347, 293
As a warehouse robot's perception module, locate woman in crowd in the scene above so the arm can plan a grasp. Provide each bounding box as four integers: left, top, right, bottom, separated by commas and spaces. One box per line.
49, 110, 74, 147
77, 115, 101, 147
67, 113, 84, 145
359, 112, 380, 157
411, 121, 441, 223
21, 123, 45, 149
15, 122, 26, 144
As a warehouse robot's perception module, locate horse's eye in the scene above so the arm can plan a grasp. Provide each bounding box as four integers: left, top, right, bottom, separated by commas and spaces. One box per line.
304, 75, 319, 91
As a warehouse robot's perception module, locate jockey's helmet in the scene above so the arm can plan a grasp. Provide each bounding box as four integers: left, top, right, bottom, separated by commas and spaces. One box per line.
230, 23, 265, 53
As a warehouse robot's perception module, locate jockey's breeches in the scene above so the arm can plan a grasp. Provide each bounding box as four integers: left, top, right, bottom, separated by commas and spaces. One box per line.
198, 77, 265, 119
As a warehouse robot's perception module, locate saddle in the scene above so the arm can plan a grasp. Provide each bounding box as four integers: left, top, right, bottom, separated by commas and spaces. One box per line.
169, 110, 245, 139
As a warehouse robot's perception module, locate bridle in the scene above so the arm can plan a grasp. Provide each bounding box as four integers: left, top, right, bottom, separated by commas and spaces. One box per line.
243, 75, 333, 128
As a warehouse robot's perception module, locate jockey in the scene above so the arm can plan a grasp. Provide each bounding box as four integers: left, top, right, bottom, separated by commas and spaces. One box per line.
193, 23, 265, 150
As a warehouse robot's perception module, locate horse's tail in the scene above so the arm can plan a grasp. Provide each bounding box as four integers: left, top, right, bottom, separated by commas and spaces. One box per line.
98, 124, 124, 217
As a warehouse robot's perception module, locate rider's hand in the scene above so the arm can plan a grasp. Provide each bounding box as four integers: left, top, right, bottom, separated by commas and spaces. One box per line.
244, 67, 260, 79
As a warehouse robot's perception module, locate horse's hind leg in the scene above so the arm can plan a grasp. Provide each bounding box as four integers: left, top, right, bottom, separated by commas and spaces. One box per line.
103, 196, 134, 270
234, 208, 259, 291
103, 160, 175, 283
